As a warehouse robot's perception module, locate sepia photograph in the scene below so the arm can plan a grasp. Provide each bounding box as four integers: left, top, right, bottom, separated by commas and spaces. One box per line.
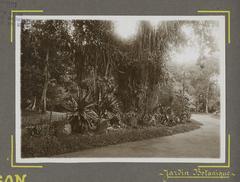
16, 16, 225, 163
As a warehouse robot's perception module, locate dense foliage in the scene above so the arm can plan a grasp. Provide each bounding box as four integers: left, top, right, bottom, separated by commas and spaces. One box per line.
21, 20, 220, 134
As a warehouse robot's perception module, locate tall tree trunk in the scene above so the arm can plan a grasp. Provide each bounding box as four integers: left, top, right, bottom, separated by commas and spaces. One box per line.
31, 96, 37, 111
205, 84, 209, 113
93, 51, 98, 96
182, 71, 185, 113
40, 48, 49, 113
105, 52, 110, 77
77, 85, 80, 98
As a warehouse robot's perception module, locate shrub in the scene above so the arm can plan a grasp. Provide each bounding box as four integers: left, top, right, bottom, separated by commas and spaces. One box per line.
68, 93, 99, 133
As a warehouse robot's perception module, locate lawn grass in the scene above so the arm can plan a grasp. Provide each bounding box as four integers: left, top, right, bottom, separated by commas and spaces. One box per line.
22, 120, 202, 158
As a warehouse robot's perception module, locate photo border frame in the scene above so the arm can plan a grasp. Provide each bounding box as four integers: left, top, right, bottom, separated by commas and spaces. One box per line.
14, 15, 226, 164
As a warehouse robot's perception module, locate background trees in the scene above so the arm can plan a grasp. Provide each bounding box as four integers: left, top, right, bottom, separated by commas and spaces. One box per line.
21, 20, 71, 113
